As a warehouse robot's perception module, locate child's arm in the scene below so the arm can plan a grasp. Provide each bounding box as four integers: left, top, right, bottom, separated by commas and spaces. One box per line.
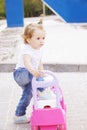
38, 59, 44, 71
38, 59, 46, 77
23, 54, 41, 77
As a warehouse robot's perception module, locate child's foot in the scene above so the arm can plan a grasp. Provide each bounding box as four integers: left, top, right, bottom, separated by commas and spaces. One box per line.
37, 89, 56, 100
14, 115, 30, 124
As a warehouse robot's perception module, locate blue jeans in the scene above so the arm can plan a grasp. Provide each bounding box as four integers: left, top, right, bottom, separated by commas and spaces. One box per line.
13, 68, 44, 116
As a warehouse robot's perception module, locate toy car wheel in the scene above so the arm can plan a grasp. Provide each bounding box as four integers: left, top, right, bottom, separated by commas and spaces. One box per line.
57, 124, 65, 130
31, 126, 39, 130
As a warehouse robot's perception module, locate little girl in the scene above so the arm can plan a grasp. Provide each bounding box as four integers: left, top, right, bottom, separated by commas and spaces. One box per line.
13, 21, 46, 124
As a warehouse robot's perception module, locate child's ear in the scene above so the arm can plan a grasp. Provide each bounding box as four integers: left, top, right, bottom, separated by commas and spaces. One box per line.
26, 38, 30, 43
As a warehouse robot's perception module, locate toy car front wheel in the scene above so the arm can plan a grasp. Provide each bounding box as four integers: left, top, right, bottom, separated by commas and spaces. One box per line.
57, 124, 66, 130
31, 126, 40, 130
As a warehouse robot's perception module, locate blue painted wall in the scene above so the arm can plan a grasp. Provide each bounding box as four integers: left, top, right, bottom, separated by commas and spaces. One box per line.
43, 0, 87, 23
5, 0, 24, 27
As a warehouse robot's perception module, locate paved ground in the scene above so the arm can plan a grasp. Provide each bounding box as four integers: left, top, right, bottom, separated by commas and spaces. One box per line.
0, 72, 87, 130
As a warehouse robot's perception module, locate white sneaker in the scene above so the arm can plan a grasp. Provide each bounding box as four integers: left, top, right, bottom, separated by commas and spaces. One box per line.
14, 115, 30, 124
37, 88, 56, 100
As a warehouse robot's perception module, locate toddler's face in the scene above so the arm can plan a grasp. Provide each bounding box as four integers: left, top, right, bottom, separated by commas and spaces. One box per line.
29, 29, 45, 49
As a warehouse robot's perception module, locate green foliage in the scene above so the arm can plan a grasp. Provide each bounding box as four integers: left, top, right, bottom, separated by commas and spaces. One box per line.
24, 0, 43, 17
24, 0, 53, 17
0, 0, 5, 19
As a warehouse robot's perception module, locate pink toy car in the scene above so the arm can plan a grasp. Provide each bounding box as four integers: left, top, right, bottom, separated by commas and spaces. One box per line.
30, 70, 67, 130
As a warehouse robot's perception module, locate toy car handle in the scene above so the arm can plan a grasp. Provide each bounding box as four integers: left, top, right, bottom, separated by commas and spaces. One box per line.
32, 70, 62, 109
32, 70, 59, 88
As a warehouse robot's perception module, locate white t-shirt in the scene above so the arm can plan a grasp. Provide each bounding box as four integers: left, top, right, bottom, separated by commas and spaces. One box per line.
15, 44, 43, 70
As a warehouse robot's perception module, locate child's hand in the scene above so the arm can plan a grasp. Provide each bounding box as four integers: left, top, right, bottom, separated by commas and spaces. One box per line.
39, 70, 46, 77
32, 70, 42, 77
